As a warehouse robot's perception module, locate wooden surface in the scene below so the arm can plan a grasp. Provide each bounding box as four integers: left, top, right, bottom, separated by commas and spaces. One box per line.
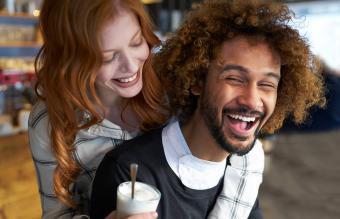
0, 133, 41, 219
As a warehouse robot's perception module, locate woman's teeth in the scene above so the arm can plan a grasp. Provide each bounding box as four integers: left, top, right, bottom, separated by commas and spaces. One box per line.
117, 73, 137, 83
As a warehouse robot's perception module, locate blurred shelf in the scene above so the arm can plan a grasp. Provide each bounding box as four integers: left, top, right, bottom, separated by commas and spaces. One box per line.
0, 12, 38, 19
0, 46, 40, 57
0, 14, 40, 57
0, 13, 38, 25
0, 42, 41, 48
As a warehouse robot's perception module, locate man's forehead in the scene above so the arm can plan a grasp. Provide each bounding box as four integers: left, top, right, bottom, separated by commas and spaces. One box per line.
213, 36, 281, 66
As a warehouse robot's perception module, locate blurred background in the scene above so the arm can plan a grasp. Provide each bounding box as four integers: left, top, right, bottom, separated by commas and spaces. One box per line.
0, 0, 339, 218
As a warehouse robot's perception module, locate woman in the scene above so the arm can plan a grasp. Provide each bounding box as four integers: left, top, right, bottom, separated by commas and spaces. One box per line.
28, 0, 168, 218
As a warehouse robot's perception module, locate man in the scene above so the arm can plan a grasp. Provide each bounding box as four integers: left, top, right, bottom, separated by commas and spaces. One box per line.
90, 0, 325, 218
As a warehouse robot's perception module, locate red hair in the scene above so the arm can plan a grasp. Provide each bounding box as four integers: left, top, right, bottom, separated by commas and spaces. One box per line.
35, 0, 168, 207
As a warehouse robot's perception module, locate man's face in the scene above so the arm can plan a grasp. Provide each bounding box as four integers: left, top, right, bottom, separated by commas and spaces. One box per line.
199, 36, 281, 155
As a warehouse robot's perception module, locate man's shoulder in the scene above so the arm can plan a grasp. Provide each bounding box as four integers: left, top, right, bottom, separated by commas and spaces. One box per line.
128, 127, 163, 148
105, 127, 164, 163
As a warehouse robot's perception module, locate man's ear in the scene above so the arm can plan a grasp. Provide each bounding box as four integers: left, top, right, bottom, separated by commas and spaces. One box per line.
191, 84, 201, 96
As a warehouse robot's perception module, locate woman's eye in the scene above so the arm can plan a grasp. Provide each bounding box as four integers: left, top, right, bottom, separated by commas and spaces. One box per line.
131, 37, 144, 47
103, 53, 119, 64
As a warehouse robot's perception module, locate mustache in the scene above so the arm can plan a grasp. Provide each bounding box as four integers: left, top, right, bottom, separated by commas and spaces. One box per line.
222, 106, 264, 118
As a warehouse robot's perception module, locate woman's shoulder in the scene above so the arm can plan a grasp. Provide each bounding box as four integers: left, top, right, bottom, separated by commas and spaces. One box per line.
28, 101, 48, 128
28, 101, 54, 159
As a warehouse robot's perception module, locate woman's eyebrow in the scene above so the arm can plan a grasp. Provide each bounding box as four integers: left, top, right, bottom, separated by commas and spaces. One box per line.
102, 29, 142, 53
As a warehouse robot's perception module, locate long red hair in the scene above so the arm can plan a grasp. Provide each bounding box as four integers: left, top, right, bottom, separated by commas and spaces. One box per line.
35, 0, 168, 207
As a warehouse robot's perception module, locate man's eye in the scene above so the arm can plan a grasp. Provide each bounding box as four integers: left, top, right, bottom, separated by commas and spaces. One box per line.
226, 77, 243, 83
259, 82, 277, 90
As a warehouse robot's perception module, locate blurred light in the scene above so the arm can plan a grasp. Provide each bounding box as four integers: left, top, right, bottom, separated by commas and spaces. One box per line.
289, 1, 340, 71
141, 0, 162, 4
33, 10, 40, 17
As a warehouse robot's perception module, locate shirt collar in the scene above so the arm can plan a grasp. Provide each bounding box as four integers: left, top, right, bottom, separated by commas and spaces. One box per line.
80, 111, 137, 139
162, 120, 226, 190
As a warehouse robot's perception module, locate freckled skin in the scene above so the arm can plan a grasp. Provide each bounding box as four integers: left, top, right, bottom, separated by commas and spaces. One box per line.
95, 9, 149, 101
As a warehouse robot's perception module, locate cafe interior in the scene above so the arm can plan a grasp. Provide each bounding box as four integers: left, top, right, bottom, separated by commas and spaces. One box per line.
0, 0, 339, 218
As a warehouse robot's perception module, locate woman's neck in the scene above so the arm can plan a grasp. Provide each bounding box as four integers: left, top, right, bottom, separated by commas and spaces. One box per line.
100, 96, 140, 133
107, 102, 139, 132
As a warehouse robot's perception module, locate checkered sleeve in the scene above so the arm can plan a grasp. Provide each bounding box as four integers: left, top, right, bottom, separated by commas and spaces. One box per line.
28, 102, 76, 218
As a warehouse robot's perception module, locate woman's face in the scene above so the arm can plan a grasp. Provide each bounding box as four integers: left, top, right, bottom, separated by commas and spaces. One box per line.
96, 9, 149, 99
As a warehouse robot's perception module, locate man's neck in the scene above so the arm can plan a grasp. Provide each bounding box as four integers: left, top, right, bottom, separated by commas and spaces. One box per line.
180, 112, 229, 162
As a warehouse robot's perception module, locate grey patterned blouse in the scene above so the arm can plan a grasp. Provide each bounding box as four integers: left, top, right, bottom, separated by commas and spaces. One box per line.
28, 101, 136, 218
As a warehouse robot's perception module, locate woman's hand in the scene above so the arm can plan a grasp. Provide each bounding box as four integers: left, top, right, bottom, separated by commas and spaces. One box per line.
105, 210, 158, 219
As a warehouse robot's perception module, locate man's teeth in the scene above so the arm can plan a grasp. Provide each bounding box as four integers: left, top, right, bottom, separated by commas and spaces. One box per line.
117, 74, 137, 83
229, 114, 256, 122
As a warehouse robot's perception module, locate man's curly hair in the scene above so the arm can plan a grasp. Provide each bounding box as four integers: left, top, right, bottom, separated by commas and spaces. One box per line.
154, 0, 325, 134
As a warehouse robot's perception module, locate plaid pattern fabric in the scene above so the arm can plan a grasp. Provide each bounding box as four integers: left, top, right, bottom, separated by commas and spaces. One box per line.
28, 102, 134, 218
28, 102, 263, 218
208, 140, 264, 219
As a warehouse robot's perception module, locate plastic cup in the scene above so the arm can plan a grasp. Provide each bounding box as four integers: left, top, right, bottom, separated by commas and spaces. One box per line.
116, 181, 161, 219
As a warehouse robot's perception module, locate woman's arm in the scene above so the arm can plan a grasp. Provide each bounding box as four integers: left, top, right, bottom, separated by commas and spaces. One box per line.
28, 102, 78, 218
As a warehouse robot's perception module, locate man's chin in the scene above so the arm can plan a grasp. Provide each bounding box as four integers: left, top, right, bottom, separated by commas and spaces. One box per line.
234, 141, 255, 156
224, 135, 257, 156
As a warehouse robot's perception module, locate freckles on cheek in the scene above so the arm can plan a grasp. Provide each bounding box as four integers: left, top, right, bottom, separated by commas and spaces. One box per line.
142, 44, 150, 60
143, 51, 150, 62
98, 64, 119, 81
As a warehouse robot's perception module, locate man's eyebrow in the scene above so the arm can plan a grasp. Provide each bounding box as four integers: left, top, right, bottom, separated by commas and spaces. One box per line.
102, 29, 142, 53
266, 72, 281, 81
220, 64, 281, 81
220, 64, 249, 73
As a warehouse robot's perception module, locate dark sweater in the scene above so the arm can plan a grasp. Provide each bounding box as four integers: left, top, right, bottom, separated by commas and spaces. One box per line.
90, 128, 263, 219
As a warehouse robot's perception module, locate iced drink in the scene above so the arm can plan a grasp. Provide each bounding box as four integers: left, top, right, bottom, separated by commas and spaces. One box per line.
116, 181, 161, 219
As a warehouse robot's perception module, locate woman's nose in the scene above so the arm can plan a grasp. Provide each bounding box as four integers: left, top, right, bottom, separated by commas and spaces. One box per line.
119, 53, 139, 74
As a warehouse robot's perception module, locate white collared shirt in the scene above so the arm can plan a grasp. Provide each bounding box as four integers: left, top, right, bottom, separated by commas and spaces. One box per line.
162, 120, 226, 190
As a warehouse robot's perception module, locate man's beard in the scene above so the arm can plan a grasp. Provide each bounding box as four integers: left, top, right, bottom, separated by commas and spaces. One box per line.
200, 94, 262, 156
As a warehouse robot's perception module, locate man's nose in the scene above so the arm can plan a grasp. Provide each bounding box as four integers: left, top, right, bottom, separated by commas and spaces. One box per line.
237, 84, 263, 111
